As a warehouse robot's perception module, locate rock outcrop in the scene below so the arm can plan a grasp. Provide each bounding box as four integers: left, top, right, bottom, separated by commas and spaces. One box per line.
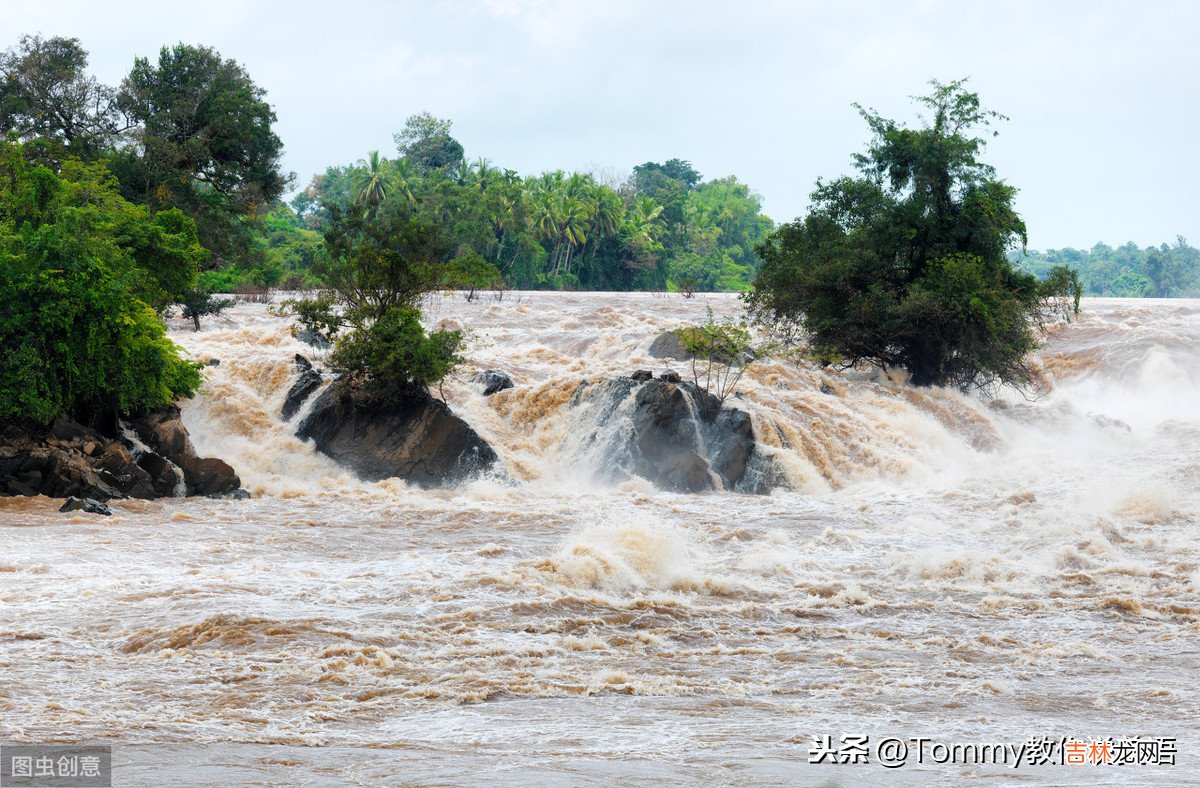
648, 329, 693, 362
567, 375, 774, 493
0, 408, 243, 502
59, 496, 113, 516
296, 385, 498, 487
282, 355, 324, 421
127, 407, 242, 497
471, 369, 514, 396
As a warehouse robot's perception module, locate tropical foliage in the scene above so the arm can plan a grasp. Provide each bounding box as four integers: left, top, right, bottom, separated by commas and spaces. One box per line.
748, 80, 1080, 391
294, 136, 775, 293
0, 140, 203, 425
1013, 238, 1200, 297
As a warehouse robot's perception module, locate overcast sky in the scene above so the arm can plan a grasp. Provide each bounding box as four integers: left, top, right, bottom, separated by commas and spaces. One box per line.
3, 0, 1197, 249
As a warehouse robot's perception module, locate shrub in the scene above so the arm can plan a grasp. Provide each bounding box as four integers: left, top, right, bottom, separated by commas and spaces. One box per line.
678, 308, 765, 406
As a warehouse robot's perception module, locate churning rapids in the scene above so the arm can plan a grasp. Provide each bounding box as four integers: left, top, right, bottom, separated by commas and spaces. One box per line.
2, 293, 1198, 785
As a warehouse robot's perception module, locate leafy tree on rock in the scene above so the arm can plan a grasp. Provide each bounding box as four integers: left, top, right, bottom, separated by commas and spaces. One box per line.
747, 79, 1079, 391
287, 196, 462, 403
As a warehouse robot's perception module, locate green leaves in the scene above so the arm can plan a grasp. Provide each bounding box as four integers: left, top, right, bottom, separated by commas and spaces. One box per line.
0, 140, 202, 425
749, 79, 1077, 392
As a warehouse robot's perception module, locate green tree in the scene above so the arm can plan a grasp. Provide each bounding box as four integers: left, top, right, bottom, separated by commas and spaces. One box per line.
445, 251, 502, 301
0, 35, 122, 159
113, 43, 287, 265
179, 288, 235, 330
0, 140, 202, 425
351, 150, 391, 217
748, 79, 1078, 390
393, 111, 464, 174
287, 196, 461, 402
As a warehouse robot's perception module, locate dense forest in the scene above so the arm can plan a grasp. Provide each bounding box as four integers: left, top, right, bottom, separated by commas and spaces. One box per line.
1013, 239, 1200, 297
0, 35, 773, 298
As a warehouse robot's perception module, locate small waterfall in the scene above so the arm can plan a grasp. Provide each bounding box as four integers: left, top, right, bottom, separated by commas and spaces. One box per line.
119, 421, 187, 497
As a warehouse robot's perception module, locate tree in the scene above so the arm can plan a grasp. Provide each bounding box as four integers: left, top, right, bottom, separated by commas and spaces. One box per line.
286, 197, 461, 402
393, 111, 464, 174
678, 308, 764, 408
351, 150, 390, 217
113, 43, 287, 265
0, 140, 202, 425
0, 35, 122, 159
748, 79, 1079, 391
445, 252, 502, 301
179, 289, 235, 331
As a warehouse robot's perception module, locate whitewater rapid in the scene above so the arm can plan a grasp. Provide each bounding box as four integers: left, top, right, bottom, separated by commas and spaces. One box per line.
1, 294, 1198, 785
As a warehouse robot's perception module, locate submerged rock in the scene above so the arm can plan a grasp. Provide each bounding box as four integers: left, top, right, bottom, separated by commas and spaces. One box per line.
567, 376, 769, 493
648, 329, 693, 361
59, 496, 112, 516
296, 327, 332, 350
472, 369, 514, 396
296, 385, 498, 487
282, 355, 324, 421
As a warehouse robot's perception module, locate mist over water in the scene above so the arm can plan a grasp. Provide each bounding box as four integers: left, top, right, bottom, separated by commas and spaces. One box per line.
1, 294, 1198, 784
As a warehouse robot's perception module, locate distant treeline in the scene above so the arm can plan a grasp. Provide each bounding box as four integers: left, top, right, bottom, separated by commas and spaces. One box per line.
0, 34, 773, 296
1012, 238, 1200, 297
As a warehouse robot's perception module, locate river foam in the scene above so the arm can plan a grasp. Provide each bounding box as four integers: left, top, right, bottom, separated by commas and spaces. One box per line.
1, 294, 1197, 784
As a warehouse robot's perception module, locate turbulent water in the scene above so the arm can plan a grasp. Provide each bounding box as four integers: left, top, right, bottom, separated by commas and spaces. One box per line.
2, 293, 1198, 785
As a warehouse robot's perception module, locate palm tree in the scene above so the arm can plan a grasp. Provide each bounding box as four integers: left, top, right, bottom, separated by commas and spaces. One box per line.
473, 157, 496, 191
392, 157, 418, 206
352, 150, 390, 217
557, 194, 591, 276
627, 195, 664, 243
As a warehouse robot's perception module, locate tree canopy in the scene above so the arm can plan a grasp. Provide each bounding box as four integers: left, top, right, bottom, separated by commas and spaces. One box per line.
0, 140, 203, 425
112, 43, 288, 265
748, 79, 1079, 390
1014, 238, 1200, 297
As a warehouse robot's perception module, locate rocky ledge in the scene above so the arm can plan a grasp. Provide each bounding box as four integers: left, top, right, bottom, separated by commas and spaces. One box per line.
568, 372, 779, 493
286, 358, 498, 487
0, 408, 243, 502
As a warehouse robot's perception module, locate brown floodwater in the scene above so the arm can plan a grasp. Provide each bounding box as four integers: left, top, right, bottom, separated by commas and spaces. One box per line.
1, 294, 1197, 785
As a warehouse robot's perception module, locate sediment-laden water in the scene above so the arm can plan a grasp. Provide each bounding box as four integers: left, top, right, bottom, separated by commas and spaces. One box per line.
1, 294, 1197, 785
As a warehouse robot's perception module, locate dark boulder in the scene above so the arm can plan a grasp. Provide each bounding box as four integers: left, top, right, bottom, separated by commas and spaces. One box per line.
659, 371, 682, 383
128, 407, 241, 496
178, 456, 242, 496
296, 385, 498, 487
2, 409, 240, 501
59, 496, 112, 516
129, 406, 193, 459
0, 447, 121, 500
282, 355, 324, 421
472, 369, 514, 396
568, 377, 761, 493
296, 328, 332, 350
630, 370, 653, 383
135, 450, 184, 497
95, 443, 158, 498
648, 330, 692, 361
